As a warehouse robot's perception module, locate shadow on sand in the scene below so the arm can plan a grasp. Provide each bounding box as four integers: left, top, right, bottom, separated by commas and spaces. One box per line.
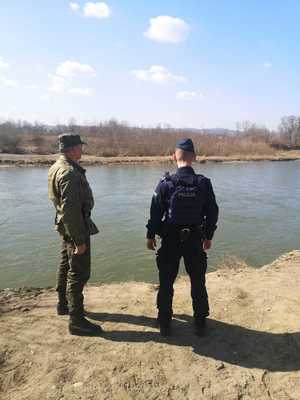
86, 311, 300, 372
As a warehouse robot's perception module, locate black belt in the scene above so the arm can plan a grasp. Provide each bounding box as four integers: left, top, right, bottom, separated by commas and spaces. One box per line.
165, 225, 203, 241
179, 228, 192, 242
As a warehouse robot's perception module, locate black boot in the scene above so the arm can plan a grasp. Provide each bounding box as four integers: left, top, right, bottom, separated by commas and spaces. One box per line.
69, 316, 103, 336
57, 302, 69, 315
57, 294, 69, 315
194, 316, 206, 337
157, 311, 172, 337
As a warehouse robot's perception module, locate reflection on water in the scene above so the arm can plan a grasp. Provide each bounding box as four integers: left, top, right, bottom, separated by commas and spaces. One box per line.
0, 161, 299, 288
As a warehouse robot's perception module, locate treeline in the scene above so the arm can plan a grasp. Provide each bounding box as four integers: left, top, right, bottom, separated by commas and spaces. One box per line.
0, 116, 300, 156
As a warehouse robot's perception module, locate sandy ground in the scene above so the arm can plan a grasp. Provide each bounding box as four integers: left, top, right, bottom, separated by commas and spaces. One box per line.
1, 251, 300, 400
1, 151, 300, 167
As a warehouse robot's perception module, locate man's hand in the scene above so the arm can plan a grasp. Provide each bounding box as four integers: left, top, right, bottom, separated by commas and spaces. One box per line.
147, 238, 157, 251
203, 239, 212, 251
74, 243, 87, 255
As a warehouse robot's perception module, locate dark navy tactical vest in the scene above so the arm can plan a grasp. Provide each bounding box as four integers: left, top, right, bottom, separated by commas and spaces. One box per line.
165, 174, 205, 225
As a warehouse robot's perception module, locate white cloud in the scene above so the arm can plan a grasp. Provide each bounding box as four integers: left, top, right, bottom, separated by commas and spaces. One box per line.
263, 62, 272, 69
48, 74, 66, 93
0, 76, 18, 88
0, 107, 17, 120
41, 93, 51, 101
144, 16, 190, 43
70, 2, 80, 12
132, 65, 186, 85
24, 84, 39, 90
176, 91, 204, 100
69, 87, 93, 96
0, 57, 16, 88
83, 2, 111, 19
0, 57, 9, 69
48, 61, 96, 96
56, 60, 96, 78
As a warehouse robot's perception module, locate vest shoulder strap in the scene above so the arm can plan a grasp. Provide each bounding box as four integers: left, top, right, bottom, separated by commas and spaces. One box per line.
170, 173, 204, 187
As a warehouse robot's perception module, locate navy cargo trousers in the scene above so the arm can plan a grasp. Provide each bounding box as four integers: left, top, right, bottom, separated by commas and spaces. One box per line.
156, 231, 209, 319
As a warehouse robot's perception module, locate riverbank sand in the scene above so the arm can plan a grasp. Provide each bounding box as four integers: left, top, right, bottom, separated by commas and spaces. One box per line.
1, 251, 300, 399
1, 151, 300, 167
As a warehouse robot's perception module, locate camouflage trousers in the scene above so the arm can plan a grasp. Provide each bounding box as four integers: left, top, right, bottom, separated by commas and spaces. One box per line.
56, 236, 91, 318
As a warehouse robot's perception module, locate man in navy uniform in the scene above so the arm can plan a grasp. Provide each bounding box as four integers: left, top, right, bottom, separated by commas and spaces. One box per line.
146, 138, 219, 336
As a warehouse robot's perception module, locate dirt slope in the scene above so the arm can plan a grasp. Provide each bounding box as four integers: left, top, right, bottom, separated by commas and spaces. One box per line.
1, 251, 300, 400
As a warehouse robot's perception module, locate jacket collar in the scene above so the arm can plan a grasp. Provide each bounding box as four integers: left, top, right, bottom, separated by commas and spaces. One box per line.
176, 166, 195, 175
59, 155, 86, 174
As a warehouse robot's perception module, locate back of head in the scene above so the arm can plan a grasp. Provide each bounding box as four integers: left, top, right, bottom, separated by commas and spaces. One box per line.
175, 138, 196, 162
175, 148, 195, 162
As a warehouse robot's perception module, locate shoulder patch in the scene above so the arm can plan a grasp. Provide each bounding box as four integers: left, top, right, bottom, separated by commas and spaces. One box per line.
59, 166, 78, 183
162, 171, 174, 181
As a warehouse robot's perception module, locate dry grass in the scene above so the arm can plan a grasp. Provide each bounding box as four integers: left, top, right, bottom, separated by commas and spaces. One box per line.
216, 255, 251, 270
0, 120, 283, 157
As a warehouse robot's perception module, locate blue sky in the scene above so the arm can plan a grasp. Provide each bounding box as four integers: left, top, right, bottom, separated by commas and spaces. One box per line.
0, 0, 300, 129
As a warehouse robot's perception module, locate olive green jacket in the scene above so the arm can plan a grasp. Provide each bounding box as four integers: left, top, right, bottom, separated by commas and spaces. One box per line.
48, 155, 99, 245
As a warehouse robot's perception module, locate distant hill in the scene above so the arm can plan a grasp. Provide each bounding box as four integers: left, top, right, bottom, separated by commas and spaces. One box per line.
181, 128, 237, 135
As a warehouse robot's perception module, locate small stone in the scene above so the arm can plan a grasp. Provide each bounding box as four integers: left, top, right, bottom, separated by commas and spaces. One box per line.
216, 362, 225, 370
73, 382, 84, 388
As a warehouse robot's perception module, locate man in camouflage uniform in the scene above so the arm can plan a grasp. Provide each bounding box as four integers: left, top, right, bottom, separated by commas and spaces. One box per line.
48, 133, 102, 335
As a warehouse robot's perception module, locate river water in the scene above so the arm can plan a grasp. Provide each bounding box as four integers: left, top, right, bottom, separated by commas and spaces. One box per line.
1, 161, 299, 289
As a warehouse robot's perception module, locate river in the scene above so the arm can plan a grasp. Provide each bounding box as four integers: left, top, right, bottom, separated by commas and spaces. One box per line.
1, 161, 299, 288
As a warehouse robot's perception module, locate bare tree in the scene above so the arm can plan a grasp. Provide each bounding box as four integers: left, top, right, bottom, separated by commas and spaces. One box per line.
236, 121, 271, 143
279, 116, 300, 146
0, 122, 22, 153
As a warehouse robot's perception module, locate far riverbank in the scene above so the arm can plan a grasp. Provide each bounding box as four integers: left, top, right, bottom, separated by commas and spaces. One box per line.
1, 151, 300, 167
